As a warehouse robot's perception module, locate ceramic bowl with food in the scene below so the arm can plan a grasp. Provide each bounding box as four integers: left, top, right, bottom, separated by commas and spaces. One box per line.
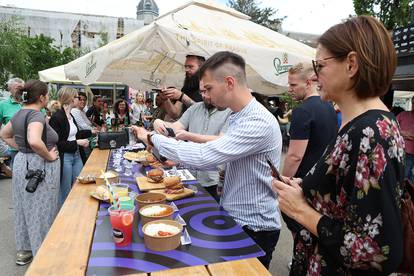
95, 171, 119, 186
139, 203, 174, 225
135, 193, 167, 210
142, 220, 183, 251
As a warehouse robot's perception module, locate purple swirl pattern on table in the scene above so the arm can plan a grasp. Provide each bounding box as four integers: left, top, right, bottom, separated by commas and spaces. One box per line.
190, 237, 256, 249
178, 203, 219, 215
189, 211, 242, 236
86, 150, 264, 275
89, 257, 168, 272
92, 242, 207, 266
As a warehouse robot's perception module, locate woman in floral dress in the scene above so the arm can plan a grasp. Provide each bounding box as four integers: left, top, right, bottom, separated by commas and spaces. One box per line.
273, 16, 404, 275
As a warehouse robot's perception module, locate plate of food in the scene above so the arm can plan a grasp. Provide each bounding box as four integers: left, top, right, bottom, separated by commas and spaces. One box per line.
123, 150, 151, 162
90, 185, 110, 201
77, 174, 96, 184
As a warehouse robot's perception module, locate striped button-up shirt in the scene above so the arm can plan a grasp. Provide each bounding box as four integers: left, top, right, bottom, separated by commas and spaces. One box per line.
152, 98, 282, 231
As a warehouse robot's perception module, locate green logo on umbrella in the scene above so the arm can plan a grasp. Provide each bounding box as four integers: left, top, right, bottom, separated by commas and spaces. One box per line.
274, 53, 292, 76
85, 55, 97, 78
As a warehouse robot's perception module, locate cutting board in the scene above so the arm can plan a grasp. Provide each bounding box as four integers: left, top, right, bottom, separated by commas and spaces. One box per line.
136, 177, 165, 191
150, 188, 195, 201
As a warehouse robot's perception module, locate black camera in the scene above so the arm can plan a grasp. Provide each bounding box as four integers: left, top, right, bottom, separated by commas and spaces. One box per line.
25, 169, 45, 193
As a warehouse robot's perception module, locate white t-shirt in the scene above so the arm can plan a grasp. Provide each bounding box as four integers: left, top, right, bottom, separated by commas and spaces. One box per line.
68, 117, 77, 141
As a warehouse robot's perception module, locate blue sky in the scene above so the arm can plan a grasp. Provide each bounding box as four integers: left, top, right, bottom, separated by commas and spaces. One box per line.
0, 0, 355, 34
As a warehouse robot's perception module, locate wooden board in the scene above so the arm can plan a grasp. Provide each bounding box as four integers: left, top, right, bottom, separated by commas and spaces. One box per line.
26, 149, 110, 276
207, 258, 271, 276
150, 187, 195, 201
136, 176, 165, 191
151, 265, 209, 276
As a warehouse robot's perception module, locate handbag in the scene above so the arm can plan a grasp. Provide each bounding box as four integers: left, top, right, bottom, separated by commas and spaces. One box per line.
397, 178, 414, 273
97, 129, 128, 149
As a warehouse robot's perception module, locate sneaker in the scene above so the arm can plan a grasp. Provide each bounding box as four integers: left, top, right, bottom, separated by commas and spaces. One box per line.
16, 251, 33, 266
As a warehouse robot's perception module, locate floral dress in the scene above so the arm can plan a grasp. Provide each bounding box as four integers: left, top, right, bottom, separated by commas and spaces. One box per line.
291, 110, 405, 276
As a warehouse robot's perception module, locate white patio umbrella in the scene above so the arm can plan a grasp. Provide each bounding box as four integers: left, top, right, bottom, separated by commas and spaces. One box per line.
64, 0, 315, 95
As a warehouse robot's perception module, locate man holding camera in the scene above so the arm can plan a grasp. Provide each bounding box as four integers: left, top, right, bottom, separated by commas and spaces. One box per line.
153, 80, 231, 201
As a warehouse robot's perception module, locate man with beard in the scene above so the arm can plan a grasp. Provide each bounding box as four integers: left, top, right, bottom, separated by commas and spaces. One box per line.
162, 55, 205, 119
153, 79, 231, 201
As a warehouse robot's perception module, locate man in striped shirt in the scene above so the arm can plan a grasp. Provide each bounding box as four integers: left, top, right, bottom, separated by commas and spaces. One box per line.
133, 51, 282, 269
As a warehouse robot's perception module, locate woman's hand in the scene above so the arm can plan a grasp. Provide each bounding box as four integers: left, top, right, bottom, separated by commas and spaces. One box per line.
272, 177, 308, 221
77, 139, 89, 148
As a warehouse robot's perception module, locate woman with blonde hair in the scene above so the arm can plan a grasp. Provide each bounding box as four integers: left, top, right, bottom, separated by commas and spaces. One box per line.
49, 86, 92, 207
46, 100, 61, 118
131, 92, 147, 125
273, 16, 404, 275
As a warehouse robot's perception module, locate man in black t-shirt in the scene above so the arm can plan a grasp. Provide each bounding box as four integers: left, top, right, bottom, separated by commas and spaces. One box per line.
283, 63, 337, 179
161, 55, 205, 119
86, 95, 104, 127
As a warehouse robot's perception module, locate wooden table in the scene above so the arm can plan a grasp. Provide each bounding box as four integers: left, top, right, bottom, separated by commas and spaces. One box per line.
26, 149, 270, 276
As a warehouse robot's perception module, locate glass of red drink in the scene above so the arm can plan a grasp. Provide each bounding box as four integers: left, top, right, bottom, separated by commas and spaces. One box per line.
108, 205, 135, 247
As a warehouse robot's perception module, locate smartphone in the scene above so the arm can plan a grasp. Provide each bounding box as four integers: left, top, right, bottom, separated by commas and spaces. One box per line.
152, 88, 163, 93
266, 159, 286, 184
165, 127, 175, 137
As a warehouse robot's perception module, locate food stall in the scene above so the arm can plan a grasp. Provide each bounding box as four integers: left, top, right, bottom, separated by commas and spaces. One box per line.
25, 148, 271, 275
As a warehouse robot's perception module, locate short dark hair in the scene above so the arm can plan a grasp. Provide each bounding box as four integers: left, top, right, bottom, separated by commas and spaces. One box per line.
186, 55, 206, 65
318, 16, 396, 99
145, 98, 152, 104
20, 80, 48, 105
199, 51, 247, 85
78, 92, 87, 99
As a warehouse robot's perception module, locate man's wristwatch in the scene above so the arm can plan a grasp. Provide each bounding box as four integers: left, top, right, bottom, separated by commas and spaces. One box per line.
147, 133, 154, 147
178, 92, 184, 102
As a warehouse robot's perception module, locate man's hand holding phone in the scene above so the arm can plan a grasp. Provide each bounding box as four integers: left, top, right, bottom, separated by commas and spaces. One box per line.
162, 87, 182, 100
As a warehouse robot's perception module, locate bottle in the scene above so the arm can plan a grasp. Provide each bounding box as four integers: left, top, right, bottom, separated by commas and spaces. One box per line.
137, 112, 144, 127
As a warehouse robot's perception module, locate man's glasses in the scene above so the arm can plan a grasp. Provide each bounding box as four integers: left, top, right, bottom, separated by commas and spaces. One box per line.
312, 54, 347, 78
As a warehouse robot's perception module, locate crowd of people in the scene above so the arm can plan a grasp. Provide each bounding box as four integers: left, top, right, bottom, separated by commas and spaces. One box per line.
0, 15, 412, 275
0, 81, 162, 265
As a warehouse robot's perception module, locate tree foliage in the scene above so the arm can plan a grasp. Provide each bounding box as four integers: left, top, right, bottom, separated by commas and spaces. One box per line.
353, 0, 413, 30
0, 16, 87, 89
228, 0, 286, 31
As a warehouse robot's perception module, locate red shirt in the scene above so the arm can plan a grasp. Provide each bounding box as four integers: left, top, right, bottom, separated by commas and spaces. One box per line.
397, 111, 414, 154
